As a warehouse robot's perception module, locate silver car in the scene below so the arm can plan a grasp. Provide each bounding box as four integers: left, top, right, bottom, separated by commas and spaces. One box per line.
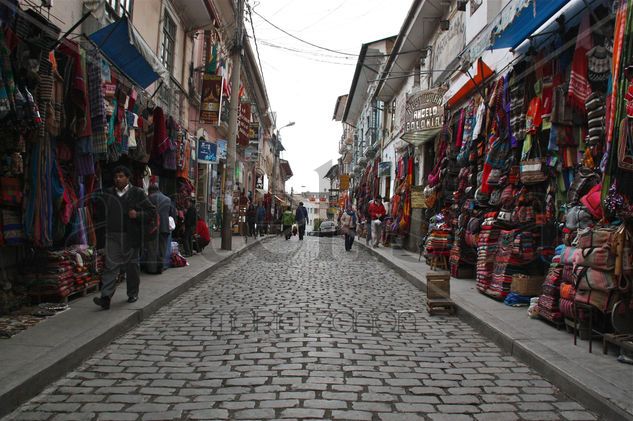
319, 220, 337, 237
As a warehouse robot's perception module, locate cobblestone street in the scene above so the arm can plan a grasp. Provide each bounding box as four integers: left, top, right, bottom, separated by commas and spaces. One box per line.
6, 237, 597, 421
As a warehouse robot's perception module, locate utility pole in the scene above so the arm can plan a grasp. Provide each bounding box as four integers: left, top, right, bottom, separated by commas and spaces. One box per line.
221, 0, 244, 251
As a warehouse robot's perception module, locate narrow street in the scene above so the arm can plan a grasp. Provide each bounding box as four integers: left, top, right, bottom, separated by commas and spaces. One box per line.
6, 237, 595, 421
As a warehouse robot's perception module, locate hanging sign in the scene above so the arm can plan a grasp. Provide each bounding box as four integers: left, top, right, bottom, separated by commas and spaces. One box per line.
256, 173, 265, 190
339, 175, 350, 190
244, 146, 258, 162
405, 88, 446, 132
249, 122, 259, 141
411, 185, 425, 209
217, 139, 227, 160
378, 162, 392, 177
198, 139, 217, 163
238, 102, 251, 146
200, 75, 223, 125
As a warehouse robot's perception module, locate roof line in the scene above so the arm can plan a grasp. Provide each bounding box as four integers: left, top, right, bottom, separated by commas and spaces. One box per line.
374, 0, 422, 100
341, 43, 369, 123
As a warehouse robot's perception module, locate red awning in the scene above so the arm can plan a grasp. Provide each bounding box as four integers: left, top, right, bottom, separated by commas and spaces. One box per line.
447, 59, 494, 108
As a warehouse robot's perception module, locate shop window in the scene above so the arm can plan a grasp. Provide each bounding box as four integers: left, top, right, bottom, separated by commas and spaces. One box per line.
106, 0, 133, 20
161, 12, 177, 73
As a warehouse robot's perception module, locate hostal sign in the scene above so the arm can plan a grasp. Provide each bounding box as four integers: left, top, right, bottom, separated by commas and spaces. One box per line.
404, 88, 446, 133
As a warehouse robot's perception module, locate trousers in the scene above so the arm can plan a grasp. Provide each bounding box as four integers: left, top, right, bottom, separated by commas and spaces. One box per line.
371, 220, 382, 247
101, 232, 140, 299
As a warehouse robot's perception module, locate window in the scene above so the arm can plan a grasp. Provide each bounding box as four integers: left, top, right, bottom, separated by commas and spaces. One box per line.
390, 100, 396, 130
161, 12, 177, 73
106, 0, 133, 20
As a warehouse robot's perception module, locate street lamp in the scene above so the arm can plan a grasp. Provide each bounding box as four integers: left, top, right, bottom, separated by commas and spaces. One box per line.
273, 121, 295, 196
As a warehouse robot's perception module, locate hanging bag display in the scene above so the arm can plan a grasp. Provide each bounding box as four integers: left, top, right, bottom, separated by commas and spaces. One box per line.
618, 117, 633, 171
520, 140, 547, 184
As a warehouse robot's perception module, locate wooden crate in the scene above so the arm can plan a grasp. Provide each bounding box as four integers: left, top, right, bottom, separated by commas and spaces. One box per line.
426, 274, 455, 315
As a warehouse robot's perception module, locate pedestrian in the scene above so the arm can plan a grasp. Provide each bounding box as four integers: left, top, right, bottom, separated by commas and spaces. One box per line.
246, 201, 257, 237
282, 206, 295, 240
194, 216, 210, 252
147, 184, 176, 274
295, 201, 309, 241
368, 195, 386, 248
340, 203, 357, 251
183, 197, 197, 257
94, 165, 155, 310
256, 201, 266, 236
364, 198, 373, 245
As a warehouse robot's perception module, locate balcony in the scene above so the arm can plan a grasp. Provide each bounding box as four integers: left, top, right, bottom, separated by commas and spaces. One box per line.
170, 0, 214, 30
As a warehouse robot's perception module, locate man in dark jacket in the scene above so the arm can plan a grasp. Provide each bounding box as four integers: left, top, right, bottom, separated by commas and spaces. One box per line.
256, 202, 266, 236
94, 166, 155, 310
295, 202, 309, 241
183, 197, 197, 256
148, 184, 176, 273
246, 201, 256, 237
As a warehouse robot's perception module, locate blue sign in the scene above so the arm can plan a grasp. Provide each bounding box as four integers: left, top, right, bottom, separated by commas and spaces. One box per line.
217, 139, 227, 160
198, 139, 217, 163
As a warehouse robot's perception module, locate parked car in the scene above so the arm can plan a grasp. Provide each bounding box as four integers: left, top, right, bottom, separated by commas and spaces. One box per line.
319, 220, 337, 237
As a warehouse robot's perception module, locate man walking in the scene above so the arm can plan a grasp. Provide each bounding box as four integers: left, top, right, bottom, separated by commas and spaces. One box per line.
256, 202, 266, 236
368, 195, 386, 248
282, 206, 295, 240
183, 197, 197, 257
340, 203, 357, 251
246, 201, 257, 237
94, 166, 155, 310
148, 184, 175, 274
295, 201, 309, 241
364, 198, 373, 245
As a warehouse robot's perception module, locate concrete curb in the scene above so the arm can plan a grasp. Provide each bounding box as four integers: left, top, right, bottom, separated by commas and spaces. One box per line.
357, 241, 633, 421
0, 236, 272, 419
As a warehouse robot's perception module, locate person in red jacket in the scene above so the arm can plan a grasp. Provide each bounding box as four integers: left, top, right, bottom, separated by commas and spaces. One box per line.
195, 217, 211, 252
368, 195, 386, 248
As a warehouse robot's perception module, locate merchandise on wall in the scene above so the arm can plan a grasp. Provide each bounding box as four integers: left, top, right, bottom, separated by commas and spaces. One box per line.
0, 5, 200, 312
417, 1, 633, 362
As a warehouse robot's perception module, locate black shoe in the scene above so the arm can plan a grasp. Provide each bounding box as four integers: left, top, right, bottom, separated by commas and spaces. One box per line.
93, 296, 110, 310
127, 296, 138, 303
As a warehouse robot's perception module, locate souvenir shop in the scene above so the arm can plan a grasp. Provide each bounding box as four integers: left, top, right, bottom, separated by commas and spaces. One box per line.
422, 0, 633, 357
0, 6, 197, 323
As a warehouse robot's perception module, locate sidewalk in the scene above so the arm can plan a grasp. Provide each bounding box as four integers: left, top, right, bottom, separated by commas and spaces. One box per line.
358, 241, 633, 421
0, 235, 270, 418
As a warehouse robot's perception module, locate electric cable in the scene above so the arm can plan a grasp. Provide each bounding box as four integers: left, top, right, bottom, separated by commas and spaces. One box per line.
245, 0, 272, 111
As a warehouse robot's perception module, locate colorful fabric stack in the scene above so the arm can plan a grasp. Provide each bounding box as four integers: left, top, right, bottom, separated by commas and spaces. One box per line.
538, 255, 563, 323
424, 223, 452, 257
558, 249, 577, 320
66, 246, 102, 293
485, 230, 520, 300
476, 216, 501, 293
25, 250, 75, 299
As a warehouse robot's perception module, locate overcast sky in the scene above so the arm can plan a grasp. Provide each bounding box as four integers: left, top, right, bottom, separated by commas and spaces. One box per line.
247, 0, 412, 193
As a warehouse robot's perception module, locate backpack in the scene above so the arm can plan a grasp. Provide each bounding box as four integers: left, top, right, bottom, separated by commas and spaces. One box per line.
567, 167, 599, 205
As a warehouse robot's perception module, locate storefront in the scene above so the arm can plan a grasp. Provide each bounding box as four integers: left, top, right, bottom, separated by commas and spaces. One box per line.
0, 7, 199, 316
418, 0, 633, 357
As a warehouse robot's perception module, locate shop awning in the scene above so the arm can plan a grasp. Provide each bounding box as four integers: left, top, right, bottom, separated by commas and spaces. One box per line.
491, 0, 569, 50
89, 18, 168, 89
446, 59, 494, 108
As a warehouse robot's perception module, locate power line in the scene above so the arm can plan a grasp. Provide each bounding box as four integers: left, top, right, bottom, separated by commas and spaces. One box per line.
251, 9, 358, 56
251, 8, 428, 61
245, 0, 272, 112
258, 39, 357, 60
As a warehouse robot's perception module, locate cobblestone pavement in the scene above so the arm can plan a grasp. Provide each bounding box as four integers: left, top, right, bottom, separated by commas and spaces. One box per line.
6, 237, 597, 421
